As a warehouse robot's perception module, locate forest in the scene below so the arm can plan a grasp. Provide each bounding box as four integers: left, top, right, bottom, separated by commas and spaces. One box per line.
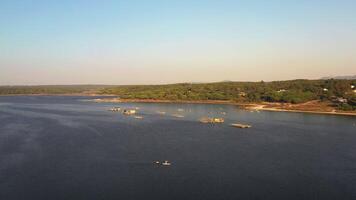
1, 79, 355, 110
0, 85, 108, 95
100, 79, 356, 110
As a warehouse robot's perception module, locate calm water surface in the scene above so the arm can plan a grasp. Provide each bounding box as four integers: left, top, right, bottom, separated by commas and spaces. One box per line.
0, 96, 355, 200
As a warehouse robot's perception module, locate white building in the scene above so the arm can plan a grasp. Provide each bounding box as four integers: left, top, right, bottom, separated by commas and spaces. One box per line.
238, 92, 246, 97
336, 97, 348, 103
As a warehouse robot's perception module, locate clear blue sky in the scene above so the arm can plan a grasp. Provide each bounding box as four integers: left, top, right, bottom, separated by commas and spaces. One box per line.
1, 0, 355, 85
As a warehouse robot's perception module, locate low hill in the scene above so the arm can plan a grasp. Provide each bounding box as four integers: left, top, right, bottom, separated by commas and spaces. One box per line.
321, 75, 356, 80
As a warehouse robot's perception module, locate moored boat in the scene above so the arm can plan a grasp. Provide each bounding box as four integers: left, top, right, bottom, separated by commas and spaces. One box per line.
171, 114, 184, 118
161, 160, 171, 166
156, 111, 166, 115
154, 160, 171, 166
109, 107, 121, 112
231, 123, 252, 128
200, 117, 224, 123
123, 109, 136, 115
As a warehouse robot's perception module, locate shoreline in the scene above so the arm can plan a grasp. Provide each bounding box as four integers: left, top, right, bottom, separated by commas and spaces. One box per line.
0, 93, 115, 97
92, 98, 356, 116
92, 98, 242, 105
247, 105, 356, 116
1, 94, 355, 116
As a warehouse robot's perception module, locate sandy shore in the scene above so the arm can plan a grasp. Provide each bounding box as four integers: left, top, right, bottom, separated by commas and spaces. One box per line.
92, 98, 356, 116
245, 104, 356, 116
92, 98, 242, 105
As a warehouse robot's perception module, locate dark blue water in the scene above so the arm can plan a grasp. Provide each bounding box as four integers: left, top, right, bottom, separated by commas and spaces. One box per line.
0, 96, 355, 200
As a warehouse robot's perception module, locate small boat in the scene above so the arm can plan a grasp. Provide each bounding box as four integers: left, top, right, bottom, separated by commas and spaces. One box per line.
154, 160, 171, 166
171, 114, 184, 118
123, 109, 136, 115
109, 107, 121, 112
161, 160, 171, 166
231, 123, 252, 128
177, 108, 184, 112
133, 116, 143, 119
156, 111, 166, 115
200, 117, 224, 124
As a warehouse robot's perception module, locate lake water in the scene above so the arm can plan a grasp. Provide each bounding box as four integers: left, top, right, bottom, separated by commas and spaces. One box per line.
0, 96, 355, 200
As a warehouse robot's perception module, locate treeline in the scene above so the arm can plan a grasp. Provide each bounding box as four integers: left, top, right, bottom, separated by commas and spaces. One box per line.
100, 79, 356, 110
0, 85, 107, 95
1, 80, 355, 110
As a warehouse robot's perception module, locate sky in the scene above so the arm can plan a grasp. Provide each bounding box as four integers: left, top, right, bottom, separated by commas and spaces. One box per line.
1, 0, 355, 85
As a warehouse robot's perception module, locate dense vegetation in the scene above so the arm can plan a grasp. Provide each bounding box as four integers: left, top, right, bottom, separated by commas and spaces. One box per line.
0, 85, 108, 95
100, 79, 356, 110
1, 80, 355, 110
